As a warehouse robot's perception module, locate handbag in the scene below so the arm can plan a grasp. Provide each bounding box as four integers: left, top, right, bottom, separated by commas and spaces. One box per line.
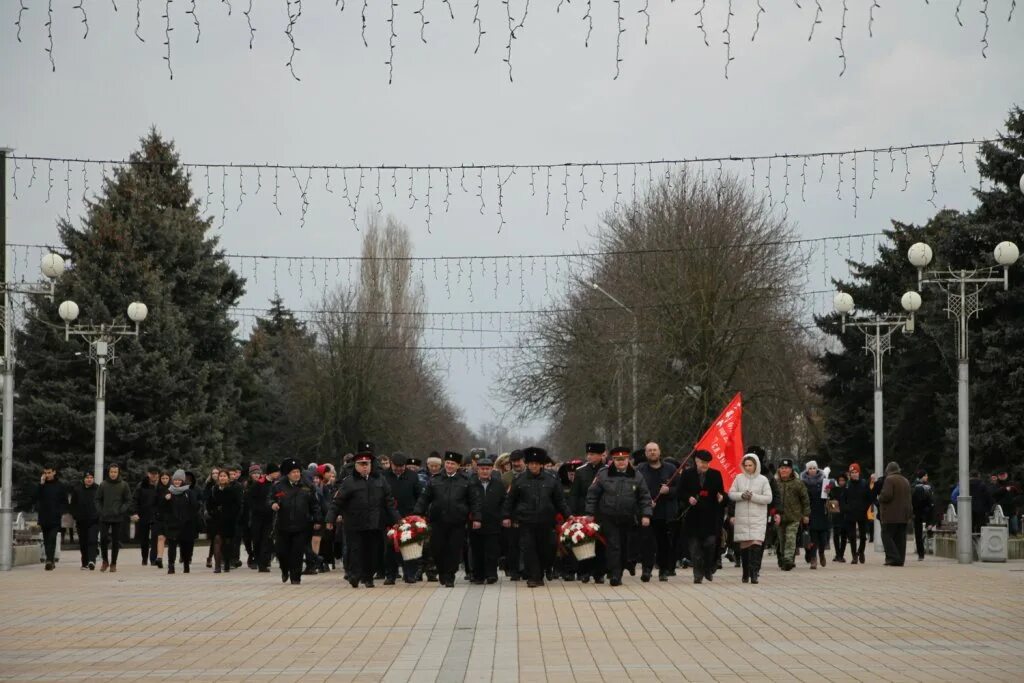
826, 499, 841, 514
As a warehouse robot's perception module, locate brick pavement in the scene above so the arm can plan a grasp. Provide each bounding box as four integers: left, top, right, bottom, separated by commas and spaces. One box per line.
1, 547, 1021, 682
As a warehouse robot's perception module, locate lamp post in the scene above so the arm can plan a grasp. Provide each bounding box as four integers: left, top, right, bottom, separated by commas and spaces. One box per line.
588, 282, 638, 449
58, 300, 148, 481
0, 253, 65, 571
907, 237, 1019, 565
833, 289, 921, 552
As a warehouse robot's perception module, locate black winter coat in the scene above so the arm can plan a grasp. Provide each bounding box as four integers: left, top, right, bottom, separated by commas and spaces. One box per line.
473, 471, 506, 534
207, 484, 243, 537
569, 462, 602, 515
912, 480, 935, 521
327, 472, 399, 531
270, 479, 322, 533
247, 477, 274, 520
678, 466, 725, 538
384, 469, 424, 517
159, 488, 200, 541
502, 470, 570, 526
69, 482, 98, 524
635, 461, 678, 520
843, 478, 871, 522
34, 479, 68, 528
801, 471, 831, 531
585, 465, 653, 523
413, 471, 481, 525
133, 480, 160, 522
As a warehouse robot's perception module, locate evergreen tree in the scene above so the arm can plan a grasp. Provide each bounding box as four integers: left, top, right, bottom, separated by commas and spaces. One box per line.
817, 106, 1024, 491
13, 130, 245, 503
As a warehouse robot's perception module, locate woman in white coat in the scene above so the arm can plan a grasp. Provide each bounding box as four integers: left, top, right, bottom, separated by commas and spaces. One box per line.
728, 452, 773, 584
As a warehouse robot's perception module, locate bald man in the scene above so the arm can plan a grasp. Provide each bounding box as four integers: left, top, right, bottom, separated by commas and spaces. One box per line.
636, 442, 679, 581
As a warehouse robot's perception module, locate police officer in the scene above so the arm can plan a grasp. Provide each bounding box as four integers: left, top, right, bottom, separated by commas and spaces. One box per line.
585, 446, 652, 586
414, 451, 481, 587
270, 458, 322, 585
570, 442, 608, 583
382, 452, 423, 584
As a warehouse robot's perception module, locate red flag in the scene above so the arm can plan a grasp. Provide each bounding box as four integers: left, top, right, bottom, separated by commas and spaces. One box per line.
693, 393, 744, 490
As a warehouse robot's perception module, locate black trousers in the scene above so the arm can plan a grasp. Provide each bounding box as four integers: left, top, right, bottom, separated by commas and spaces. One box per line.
431, 521, 465, 581
250, 516, 273, 569
470, 531, 500, 580
76, 521, 98, 565
137, 520, 155, 562
100, 522, 122, 564
167, 537, 195, 567
502, 525, 522, 577
41, 525, 60, 563
601, 518, 634, 580
881, 523, 907, 565
641, 519, 673, 574
345, 528, 382, 583
689, 533, 718, 580
519, 523, 553, 583
384, 543, 420, 580
276, 529, 310, 582
832, 522, 848, 559
913, 517, 927, 559
847, 519, 868, 556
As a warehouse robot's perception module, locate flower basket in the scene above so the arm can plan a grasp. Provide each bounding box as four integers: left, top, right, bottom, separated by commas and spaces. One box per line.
557, 516, 603, 558
387, 515, 431, 556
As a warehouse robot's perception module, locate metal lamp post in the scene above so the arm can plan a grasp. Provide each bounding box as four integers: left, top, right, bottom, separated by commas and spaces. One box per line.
588, 282, 639, 449
58, 300, 148, 481
833, 289, 921, 552
0, 253, 65, 571
907, 238, 1019, 564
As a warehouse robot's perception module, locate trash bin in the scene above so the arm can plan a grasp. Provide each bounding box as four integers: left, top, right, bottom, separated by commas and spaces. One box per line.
979, 506, 1009, 562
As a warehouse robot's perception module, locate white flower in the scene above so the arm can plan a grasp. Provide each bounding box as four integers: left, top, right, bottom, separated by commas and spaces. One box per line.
400, 530, 413, 542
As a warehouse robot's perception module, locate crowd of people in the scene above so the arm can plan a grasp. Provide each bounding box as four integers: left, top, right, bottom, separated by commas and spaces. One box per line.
30, 442, 1022, 584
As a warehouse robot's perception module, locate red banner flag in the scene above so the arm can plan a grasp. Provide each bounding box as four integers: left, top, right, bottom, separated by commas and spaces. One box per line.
693, 393, 744, 490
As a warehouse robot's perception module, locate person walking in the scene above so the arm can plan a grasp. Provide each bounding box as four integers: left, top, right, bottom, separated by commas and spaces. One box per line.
677, 450, 724, 584
271, 458, 323, 585
503, 447, 571, 588
911, 470, 935, 561
207, 469, 243, 573
569, 443, 608, 583
829, 472, 848, 562
130, 467, 161, 566
248, 463, 278, 573
727, 452, 772, 584
327, 452, 399, 588
584, 446, 653, 586
414, 451, 481, 588
636, 442, 678, 582
152, 471, 170, 568
774, 459, 809, 571
160, 469, 200, 574
382, 453, 424, 584
844, 463, 871, 564
69, 471, 99, 570
34, 464, 68, 570
800, 461, 831, 569
471, 457, 505, 584
95, 463, 131, 573
878, 462, 912, 566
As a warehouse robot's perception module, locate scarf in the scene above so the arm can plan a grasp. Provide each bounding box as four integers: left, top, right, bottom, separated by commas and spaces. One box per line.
168, 483, 190, 495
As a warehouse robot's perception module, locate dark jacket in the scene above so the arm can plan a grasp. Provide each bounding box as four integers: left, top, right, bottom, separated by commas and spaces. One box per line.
502, 470, 571, 526
912, 479, 935, 522
843, 477, 872, 522
969, 478, 995, 523
132, 479, 160, 523
473, 471, 507, 534
413, 471, 481, 525
776, 474, 810, 525
269, 478, 323, 534
207, 483, 243, 537
383, 469, 424, 517
69, 482, 99, 524
95, 478, 132, 523
159, 487, 201, 541
635, 461, 678, 520
828, 483, 847, 526
585, 465, 653, 523
878, 473, 912, 524
247, 476, 274, 520
678, 466, 725, 537
327, 471, 399, 531
34, 479, 68, 529
569, 462, 603, 515
801, 471, 831, 531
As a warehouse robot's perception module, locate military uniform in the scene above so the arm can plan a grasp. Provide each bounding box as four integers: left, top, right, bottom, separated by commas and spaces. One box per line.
414, 452, 481, 587
585, 448, 653, 586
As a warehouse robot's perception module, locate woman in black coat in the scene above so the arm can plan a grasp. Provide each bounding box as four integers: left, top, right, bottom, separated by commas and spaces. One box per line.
160, 469, 201, 574
206, 470, 243, 573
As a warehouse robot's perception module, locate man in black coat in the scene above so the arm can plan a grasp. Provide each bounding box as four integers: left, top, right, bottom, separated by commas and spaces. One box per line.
636, 442, 678, 582
270, 458, 322, 585
69, 471, 99, 569
585, 446, 653, 586
34, 464, 68, 570
677, 450, 725, 584
382, 453, 424, 584
248, 463, 278, 572
570, 442, 608, 583
414, 451, 482, 588
470, 458, 505, 584
911, 470, 935, 561
131, 467, 161, 566
502, 447, 570, 588
328, 452, 399, 588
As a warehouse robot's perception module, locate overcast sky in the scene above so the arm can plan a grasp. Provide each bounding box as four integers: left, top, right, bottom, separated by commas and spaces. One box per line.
3, 1, 1021, 440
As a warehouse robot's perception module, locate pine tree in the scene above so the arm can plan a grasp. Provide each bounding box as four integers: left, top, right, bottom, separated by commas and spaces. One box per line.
13, 130, 245, 503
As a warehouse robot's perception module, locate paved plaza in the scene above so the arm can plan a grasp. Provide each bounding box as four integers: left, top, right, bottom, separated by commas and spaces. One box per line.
1, 547, 1022, 682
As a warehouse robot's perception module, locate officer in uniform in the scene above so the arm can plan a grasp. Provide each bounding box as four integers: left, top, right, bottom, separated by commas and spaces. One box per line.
585, 446, 652, 586
382, 452, 424, 584
570, 442, 608, 582
414, 451, 481, 587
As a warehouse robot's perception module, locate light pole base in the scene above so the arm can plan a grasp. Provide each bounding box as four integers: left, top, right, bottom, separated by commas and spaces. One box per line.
957, 495, 973, 564
0, 507, 12, 571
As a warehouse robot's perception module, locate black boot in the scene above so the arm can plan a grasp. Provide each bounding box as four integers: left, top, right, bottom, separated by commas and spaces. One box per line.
749, 545, 763, 584
741, 548, 750, 583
